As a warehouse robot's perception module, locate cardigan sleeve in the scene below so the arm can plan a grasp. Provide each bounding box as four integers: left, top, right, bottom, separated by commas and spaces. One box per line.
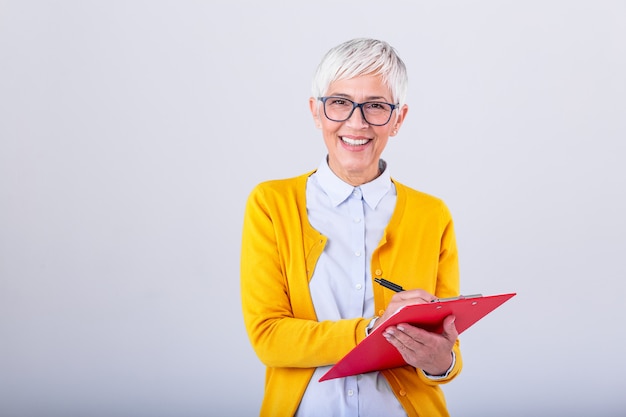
240, 182, 371, 368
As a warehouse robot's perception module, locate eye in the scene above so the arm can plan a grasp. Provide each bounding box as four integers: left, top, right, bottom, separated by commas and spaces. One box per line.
366, 102, 387, 110
328, 98, 350, 107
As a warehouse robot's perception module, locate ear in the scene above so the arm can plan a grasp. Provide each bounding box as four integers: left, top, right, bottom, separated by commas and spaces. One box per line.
390, 104, 409, 137
309, 97, 322, 128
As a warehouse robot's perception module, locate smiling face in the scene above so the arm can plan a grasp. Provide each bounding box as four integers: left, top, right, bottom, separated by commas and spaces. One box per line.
309, 74, 408, 186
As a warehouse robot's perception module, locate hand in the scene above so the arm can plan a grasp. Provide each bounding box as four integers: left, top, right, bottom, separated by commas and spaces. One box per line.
382, 315, 457, 375
372, 289, 458, 375
374, 289, 438, 326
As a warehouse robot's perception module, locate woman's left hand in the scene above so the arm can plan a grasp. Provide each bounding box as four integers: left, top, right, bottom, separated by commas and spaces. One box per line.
382, 315, 458, 376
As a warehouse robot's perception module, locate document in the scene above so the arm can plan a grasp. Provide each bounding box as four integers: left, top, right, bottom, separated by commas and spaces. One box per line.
319, 292, 516, 382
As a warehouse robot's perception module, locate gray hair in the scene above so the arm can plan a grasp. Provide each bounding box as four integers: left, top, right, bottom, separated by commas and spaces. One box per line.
311, 38, 408, 108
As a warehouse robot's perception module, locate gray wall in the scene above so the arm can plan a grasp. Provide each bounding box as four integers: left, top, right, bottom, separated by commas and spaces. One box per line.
1, 1, 625, 416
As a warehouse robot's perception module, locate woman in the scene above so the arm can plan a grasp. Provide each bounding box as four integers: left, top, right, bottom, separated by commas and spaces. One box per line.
241, 38, 462, 417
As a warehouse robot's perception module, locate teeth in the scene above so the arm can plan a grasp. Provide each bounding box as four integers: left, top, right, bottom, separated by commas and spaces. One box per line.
341, 137, 369, 146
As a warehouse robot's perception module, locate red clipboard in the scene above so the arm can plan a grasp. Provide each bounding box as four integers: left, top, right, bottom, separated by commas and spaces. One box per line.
319, 292, 516, 382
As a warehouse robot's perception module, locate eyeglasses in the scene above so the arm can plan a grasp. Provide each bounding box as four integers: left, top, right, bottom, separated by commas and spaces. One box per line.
318, 96, 398, 126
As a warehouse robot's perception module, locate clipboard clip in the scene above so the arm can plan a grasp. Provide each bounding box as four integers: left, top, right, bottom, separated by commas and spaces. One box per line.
432, 294, 483, 303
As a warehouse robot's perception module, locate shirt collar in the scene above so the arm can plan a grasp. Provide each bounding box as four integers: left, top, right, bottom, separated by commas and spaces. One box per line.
315, 156, 392, 209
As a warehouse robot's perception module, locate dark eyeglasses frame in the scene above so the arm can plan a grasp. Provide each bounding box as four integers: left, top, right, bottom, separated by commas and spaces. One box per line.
317, 96, 398, 126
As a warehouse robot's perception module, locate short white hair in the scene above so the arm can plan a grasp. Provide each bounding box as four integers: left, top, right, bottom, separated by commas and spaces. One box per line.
311, 38, 408, 107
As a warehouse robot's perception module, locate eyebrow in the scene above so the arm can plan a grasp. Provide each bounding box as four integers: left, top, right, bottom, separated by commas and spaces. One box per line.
328, 93, 391, 102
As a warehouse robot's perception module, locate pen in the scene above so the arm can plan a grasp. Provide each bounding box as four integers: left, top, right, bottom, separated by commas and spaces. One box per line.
375, 278, 483, 303
374, 278, 404, 292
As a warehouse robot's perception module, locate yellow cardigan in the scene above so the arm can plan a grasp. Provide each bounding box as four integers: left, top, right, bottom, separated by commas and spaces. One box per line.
241, 171, 462, 417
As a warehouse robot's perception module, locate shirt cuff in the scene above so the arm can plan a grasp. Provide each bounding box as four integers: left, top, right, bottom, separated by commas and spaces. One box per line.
365, 316, 379, 336
421, 351, 456, 380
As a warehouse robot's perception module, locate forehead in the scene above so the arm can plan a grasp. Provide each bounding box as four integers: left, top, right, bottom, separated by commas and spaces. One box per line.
326, 74, 392, 101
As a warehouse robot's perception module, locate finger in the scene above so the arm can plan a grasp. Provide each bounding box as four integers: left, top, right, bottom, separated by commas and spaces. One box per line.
382, 331, 412, 361
382, 326, 417, 352
441, 315, 458, 342
384, 324, 427, 346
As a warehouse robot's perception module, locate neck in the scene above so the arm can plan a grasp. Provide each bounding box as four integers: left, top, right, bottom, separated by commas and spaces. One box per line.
330, 163, 381, 186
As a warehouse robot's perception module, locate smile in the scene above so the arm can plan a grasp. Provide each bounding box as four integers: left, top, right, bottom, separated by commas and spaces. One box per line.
341, 136, 370, 146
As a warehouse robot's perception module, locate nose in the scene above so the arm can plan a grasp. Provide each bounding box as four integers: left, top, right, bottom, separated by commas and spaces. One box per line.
346, 104, 369, 128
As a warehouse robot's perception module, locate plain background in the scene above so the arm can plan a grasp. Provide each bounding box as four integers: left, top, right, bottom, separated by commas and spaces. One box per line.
1, 1, 625, 416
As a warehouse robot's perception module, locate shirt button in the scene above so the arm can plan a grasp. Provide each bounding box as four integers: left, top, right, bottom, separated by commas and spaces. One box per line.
347, 389, 354, 396
355, 284, 362, 290
399, 390, 407, 396
354, 217, 361, 223
378, 309, 385, 316
355, 251, 361, 257
374, 269, 382, 276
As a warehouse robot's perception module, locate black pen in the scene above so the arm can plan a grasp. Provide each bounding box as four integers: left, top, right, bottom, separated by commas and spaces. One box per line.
374, 278, 404, 292
375, 278, 482, 303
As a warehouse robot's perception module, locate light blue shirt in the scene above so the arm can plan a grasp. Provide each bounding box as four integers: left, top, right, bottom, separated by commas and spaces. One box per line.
295, 157, 407, 417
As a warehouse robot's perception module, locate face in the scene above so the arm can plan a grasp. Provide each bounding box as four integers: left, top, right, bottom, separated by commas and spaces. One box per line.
309, 74, 408, 186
